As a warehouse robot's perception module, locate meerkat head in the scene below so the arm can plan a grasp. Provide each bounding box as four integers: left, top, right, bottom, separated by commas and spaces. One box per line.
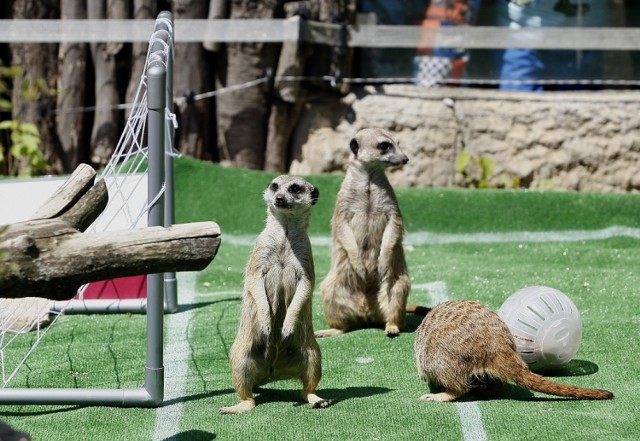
264, 175, 320, 217
349, 128, 409, 169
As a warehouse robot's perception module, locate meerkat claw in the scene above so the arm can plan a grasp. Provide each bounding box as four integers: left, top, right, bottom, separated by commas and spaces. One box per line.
313, 399, 332, 409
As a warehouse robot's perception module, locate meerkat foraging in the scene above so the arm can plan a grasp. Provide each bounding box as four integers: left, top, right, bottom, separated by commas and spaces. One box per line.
414, 300, 614, 402
220, 175, 331, 414
316, 128, 412, 338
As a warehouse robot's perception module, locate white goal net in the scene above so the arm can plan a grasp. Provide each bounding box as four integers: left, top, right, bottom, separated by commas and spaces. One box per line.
0, 12, 176, 390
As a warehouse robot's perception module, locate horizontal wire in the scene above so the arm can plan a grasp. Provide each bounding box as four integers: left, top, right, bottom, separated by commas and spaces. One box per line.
48, 74, 640, 116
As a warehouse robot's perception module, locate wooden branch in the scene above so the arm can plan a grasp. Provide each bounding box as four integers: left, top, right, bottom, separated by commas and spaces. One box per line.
30, 163, 97, 221
0, 164, 221, 300
0, 222, 220, 299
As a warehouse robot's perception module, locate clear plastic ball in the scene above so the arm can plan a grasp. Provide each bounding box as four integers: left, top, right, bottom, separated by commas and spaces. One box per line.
498, 286, 583, 372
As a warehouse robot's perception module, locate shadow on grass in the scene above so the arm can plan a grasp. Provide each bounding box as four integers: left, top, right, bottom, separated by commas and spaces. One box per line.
161, 388, 236, 407
175, 297, 240, 314
0, 405, 85, 417
255, 385, 393, 407
161, 429, 216, 441
405, 312, 428, 333
540, 359, 600, 377
491, 383, 607, 402
461, 374, 609, 403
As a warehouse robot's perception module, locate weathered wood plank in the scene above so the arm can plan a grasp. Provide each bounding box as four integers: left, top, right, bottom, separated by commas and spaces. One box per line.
0, 222, 221, 299
29, 163, 96, 221
0, 164, 222, 301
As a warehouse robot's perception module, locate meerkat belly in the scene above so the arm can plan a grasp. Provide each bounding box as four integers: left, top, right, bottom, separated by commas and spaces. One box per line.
351, 210, 388, 263
264, 250, 300, 315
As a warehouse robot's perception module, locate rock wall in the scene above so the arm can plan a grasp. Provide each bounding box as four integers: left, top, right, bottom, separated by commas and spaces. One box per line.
289, 85, 640, 192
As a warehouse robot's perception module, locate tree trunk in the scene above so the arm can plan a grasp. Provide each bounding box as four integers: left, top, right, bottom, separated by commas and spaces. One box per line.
265, 2, 308, 172
264, 0, 355, 172
87, 0, 128, 167
173, 0, 210, 159
125, 0, 157, 120
215, 0, 283, 169
56, 0, 88, 173
10, 0, 61, 174
0, 164, 221, 300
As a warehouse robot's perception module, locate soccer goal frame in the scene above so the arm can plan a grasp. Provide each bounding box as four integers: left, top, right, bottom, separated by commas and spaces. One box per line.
0, 11, 175, 407
48, 11, 178, 316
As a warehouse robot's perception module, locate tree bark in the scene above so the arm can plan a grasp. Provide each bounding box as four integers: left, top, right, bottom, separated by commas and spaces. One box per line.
125, 0, 157, 120
173, 0, 210, 159
87, 0, 128, 167
265, 2, 308, 172
215, 0, 283, 169
10, 0, 61, 174
0, 164, 221, 300
56, 0, 88, 172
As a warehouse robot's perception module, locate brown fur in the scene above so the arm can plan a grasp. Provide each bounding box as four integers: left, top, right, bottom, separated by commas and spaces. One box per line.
317, 128, 412, 338
414, 300, 614, 402
220, 175, 330, 414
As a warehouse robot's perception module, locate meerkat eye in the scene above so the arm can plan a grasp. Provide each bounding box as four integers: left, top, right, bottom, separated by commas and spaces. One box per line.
378, 141, 392, 153
289, 184, 302, 194
270, 182, 279, 192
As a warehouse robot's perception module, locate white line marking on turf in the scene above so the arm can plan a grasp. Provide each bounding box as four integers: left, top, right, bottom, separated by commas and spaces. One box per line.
457, 402, 488, 441
222, 225, 640, 247
412, 281, 449, 305
420, 282, 488, 441
153, 272, 197, 441
404, 225, 640, 245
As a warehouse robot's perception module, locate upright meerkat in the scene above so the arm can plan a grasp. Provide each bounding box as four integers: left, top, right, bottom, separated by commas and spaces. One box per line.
317, 128, 412, 338
220, 175, 330, 414
415, 300, 614, 402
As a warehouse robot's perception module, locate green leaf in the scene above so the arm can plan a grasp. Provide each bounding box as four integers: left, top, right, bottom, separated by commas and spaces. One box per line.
0, 120, 17, 130
19, 123, 40, 137
0, 98, 11, 111
479, 156, 495, 180
456, 151, 470, 174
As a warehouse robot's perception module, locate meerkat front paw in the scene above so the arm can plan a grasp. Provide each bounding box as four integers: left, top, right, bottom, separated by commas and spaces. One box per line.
314, 328, 345, 338
220, 399, 256, 414
419, 392, 457, 402
354, 265, 367, 281
377, 263, 389, 281
313, 399, 332, 409
304, 392, 332, 409
281, 324, 294, 340
385, 324, 400, 338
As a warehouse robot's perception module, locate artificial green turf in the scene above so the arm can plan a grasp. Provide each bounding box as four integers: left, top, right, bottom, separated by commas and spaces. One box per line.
1, 156, 639, 440
173, 156, 640, 235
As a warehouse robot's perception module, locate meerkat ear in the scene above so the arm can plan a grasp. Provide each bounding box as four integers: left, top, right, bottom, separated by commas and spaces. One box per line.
310, 186, 320, 205
349, 138, 359, 157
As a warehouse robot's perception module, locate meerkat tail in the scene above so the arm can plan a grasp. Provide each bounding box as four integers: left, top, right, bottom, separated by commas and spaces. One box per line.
314, 328, 345, 338
406, 304, 431, 315
511, 365, 614, 400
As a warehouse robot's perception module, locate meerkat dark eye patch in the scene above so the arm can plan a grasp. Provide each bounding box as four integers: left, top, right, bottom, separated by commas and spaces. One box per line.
288, 184, 302, 194
310, 186, 319, 205
270, 182, 279, 192
378, 141, 392, 153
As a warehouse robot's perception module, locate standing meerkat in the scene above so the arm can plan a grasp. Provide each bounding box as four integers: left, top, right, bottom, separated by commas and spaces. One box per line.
316, 128, 412, 338
415, 300, 614, 402
220, 175, 331, 414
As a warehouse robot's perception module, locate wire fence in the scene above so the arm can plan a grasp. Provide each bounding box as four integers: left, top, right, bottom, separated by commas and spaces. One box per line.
48, 72, 640, 117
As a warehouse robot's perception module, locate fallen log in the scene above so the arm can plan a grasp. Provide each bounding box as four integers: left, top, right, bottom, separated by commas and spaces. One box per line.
0, 164, 221, 300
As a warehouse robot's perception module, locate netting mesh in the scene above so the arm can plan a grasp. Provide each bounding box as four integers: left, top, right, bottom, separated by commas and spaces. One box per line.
0, 16, 175, 388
